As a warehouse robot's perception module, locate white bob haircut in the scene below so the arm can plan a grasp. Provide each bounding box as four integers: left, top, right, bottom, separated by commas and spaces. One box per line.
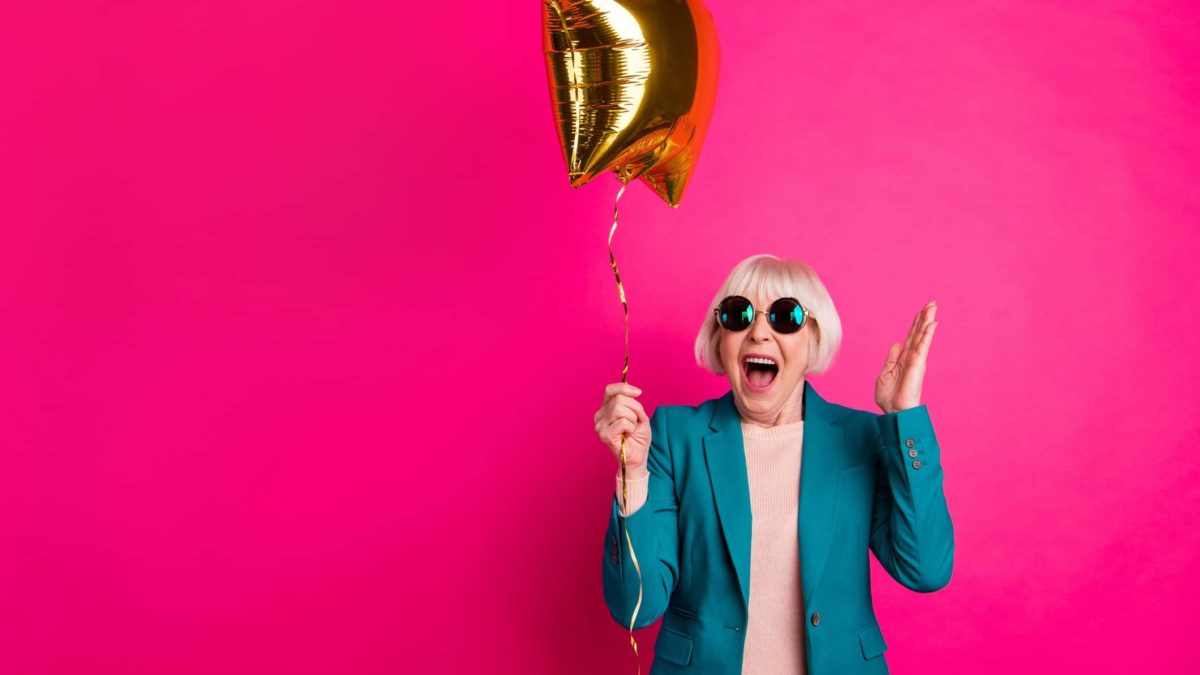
695, 254, 843, 377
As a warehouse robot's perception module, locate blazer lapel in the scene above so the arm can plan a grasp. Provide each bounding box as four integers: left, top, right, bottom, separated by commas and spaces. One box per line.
797, 380, 848, 602
702, 380, 848, 611
702, 390, 752, 609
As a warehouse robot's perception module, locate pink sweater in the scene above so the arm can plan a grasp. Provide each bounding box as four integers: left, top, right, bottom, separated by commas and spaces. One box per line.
615, 419, 808, 674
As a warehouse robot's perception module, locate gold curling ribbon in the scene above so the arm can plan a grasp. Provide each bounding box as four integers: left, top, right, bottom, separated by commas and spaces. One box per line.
608, 179, 644, 675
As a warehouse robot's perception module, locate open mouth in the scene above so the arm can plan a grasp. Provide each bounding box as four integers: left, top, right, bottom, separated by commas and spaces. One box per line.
741, 355, 779, 392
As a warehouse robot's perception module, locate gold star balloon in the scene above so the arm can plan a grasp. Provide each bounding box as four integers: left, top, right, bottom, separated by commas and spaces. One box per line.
543, 0, 720, 207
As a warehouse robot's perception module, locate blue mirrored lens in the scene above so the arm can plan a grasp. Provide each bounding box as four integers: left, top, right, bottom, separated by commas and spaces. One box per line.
768, 299, 804, 333
718, 296, 753, 330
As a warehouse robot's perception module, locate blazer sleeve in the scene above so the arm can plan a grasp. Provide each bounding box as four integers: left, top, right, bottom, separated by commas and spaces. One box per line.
601, 406, 680, 629
869, 404, 955, 592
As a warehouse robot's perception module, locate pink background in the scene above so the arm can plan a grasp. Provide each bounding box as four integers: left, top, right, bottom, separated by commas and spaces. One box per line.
2, 1, 1198, 673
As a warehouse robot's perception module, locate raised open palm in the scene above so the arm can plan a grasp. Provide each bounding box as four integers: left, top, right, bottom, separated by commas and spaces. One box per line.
876, 301, 938, 414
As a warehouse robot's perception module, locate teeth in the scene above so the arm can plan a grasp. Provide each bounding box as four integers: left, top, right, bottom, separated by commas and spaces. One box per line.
745, 357, 777, 366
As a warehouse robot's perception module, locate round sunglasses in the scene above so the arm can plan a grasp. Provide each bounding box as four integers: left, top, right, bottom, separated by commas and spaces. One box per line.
713, 295, 813, 334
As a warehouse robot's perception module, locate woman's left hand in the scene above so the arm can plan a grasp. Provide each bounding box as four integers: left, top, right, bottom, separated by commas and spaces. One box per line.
875, 301, 938, 414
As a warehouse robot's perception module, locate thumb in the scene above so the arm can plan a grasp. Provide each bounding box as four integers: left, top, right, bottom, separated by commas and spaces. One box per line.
882, 343, 901, 372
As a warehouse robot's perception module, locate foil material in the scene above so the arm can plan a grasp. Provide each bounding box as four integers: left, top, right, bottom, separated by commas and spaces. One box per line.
544, 0, 720, 207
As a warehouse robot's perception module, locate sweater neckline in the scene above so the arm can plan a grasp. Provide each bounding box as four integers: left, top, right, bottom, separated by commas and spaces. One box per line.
739, 418, 805, 441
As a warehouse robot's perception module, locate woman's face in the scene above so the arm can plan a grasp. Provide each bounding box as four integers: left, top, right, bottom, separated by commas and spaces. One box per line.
718, 291, 812, 423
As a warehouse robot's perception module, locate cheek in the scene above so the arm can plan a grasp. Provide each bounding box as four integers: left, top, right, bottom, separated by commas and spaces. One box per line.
784, 337, 810, 370
719, 334, 741, 369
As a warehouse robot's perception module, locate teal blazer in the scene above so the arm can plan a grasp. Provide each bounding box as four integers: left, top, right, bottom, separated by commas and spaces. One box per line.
602, 380, 954, 674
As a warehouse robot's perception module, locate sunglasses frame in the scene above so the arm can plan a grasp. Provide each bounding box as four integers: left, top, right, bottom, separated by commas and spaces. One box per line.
712, 295, 814, 334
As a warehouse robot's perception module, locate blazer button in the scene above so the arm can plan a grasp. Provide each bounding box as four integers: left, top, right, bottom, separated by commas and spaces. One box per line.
611, 549, 619, 564
912, 460, 922, 470
908, 449, 918, 458
810, 612, 821, 627
905, 439, 915, 448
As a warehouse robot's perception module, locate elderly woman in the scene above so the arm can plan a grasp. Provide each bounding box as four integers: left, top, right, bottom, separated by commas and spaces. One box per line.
594, 254, 953, 674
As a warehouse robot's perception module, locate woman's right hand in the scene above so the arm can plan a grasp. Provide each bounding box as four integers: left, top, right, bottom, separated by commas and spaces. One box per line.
594, 382, 651, 472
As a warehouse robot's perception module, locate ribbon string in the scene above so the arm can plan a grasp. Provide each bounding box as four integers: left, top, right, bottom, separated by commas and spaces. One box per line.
608, 180, 644, 675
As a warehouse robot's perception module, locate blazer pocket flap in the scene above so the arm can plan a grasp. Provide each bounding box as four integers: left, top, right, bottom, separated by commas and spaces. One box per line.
668, 605, 698, 620
656, 626, 694, 666
857, 622, 888, 660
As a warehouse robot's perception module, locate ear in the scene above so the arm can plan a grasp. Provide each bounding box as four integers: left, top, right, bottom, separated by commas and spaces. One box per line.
807, 326, 821, 368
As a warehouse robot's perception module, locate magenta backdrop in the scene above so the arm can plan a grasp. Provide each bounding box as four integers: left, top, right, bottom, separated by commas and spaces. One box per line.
2, 2, 1198, 673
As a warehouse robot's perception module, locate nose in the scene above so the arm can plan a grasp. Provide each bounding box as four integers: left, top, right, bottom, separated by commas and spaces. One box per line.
748, 310, 772, 342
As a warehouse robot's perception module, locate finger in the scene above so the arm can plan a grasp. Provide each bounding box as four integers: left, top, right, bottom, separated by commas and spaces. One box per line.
596, 407, 613, 436
902, 302, 934, 354
611, 394, 649, 421
607, 393, 640, 416
604, 382, 643, 403
904, 323, 937, 371
923, 304, 937, 335
916, 317, 936, 355
610, 400, 640, 426
901, 303, 937, 364
628, 393, 648, 420
915, 321, 937, 358
606, 418, 635, 439
882, 343, 901, 372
